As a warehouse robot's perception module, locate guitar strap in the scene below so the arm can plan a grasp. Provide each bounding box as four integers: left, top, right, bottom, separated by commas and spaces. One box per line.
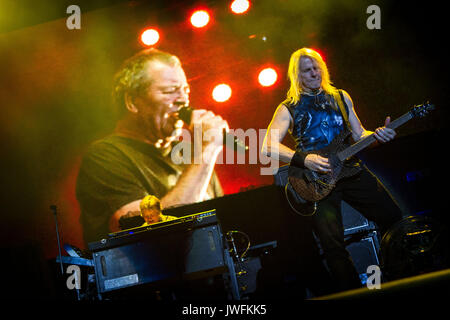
333, 89, 351, 130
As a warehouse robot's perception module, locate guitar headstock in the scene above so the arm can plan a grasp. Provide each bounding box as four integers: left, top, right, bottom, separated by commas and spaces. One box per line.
411, 102, 435, 118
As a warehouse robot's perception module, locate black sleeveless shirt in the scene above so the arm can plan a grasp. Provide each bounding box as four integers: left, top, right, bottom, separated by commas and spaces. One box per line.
283, 90, 349, 152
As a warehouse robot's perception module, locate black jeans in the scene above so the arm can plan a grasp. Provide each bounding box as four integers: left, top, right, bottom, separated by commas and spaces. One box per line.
312, 166, 403, 292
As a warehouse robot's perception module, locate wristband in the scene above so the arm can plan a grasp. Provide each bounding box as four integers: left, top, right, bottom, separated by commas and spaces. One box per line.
290, 149, 308, 168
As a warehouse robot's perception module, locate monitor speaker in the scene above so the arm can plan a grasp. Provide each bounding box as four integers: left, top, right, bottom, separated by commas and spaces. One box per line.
91, 224, 227, 294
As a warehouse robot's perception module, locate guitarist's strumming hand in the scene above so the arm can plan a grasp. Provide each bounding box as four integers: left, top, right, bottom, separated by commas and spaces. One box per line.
304, 154, 332, 173
373, 116, 396, 143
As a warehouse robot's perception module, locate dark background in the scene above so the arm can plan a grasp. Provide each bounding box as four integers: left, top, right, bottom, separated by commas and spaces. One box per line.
0, 0, 448, 286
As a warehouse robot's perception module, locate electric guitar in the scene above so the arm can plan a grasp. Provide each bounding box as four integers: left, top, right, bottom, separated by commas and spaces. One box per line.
285, 102, 435, 216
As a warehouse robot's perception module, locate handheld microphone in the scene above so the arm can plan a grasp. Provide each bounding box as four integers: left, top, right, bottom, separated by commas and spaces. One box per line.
178, 106, 248, 153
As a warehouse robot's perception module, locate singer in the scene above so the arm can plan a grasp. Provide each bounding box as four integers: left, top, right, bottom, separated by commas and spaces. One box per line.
76, 48, 227, 245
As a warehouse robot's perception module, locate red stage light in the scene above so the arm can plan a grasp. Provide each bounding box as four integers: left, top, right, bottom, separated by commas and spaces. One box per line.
231, 0, 250, 14
212, 84, 232, 102
190, 10, 210, 28
258, 67, 278, 87
140, 28, 160, 46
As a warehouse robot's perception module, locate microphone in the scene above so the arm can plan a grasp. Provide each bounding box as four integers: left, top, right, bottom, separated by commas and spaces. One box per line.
177, 105, 248, 153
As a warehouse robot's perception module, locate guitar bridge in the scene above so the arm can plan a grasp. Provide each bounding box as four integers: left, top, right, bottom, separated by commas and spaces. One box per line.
316, 178, 333, 189
343, 157, 361, 168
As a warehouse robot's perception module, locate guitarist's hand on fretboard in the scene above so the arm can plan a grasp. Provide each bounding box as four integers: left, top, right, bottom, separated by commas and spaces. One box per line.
373, 116, 397, 143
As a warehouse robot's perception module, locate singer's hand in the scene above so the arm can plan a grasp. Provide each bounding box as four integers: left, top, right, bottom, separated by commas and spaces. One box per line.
191, 109, 229, 146
190, 109, 228, 163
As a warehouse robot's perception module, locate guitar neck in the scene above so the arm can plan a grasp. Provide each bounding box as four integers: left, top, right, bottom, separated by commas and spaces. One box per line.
337, 111, 413, 161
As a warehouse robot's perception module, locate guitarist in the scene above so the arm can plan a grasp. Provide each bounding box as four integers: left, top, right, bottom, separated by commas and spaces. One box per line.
262, 48, 403, 291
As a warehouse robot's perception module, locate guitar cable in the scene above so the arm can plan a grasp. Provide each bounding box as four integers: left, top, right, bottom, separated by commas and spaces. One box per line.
284, 181, 317, 216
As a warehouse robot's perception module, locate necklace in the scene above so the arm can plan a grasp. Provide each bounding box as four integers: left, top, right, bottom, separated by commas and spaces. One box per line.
314, 92, 335, 111
302, 88, 323, 96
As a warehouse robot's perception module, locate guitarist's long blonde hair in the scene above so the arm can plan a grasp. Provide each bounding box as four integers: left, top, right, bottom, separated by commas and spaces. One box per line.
287, 48, 336, 104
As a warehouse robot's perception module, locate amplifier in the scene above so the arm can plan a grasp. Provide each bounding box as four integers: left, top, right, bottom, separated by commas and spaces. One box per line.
342, 201, 377, 235
88, 210, 228, 294
346, 232, 381, 284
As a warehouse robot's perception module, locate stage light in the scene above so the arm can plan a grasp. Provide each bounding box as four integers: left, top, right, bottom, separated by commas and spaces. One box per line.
231, 0, 250, 14
140, 28, 160, 46
258, 68, 278, 87
212, 84, 232, 102
190, 10, 210, 28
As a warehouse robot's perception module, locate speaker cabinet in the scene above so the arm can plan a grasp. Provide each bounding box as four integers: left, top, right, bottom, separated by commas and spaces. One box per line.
90, 224, 227, 294
346, 232, 381, 284
342, 201, 376, 235
342, 202, 380, 284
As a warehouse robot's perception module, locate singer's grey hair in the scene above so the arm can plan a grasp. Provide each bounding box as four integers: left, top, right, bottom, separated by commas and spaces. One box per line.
112, 48, 181, 117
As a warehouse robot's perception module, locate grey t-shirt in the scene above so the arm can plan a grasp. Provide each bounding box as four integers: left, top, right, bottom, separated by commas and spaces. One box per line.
76, 134, 223, 244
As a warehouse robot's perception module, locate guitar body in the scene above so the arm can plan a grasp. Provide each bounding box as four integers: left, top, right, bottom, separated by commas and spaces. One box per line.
288, 128, 362, 204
